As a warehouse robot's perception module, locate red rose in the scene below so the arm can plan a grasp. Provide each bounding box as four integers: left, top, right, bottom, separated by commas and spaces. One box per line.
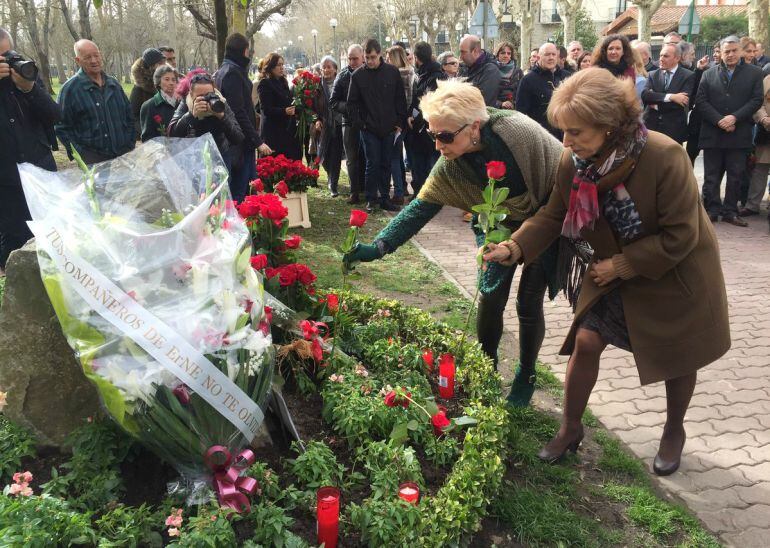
153, 114, 163, 123
264, 267, 279, 279
294, 263, 317, 286
384, 389, 410, 408
251, 178, 264, 193
431, 411, 451, 436
278, 265, 298, 286
299, 319, 319, 340
172, 384, 190, 405
264, 306, 273, 324
275, 180, 289, 198
284, 235, 302, 249
422, 349, 434, 371
305, 99, 313, 107
303, 89, 312, 97
384, 390, 398, 407
325, 293, 339, 313
349, 209, 368, 227
250, 254, 268, 270
237, 199, 260, 218
486, 161, 506, 181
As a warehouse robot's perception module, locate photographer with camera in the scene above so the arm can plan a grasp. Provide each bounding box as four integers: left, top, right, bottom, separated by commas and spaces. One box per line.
167, 72, 243, 173
56, 39, 135, 165
0, 28, 60, 274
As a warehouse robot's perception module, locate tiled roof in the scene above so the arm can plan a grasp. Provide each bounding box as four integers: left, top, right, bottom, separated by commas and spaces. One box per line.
602, 4, 748, 36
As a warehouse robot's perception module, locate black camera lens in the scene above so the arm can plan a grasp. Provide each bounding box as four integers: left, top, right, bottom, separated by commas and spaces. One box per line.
14, 60, 38, 81
204, 92, 225, 114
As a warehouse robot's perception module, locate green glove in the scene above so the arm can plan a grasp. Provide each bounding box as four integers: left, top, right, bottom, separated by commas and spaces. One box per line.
344, 242, 382, 266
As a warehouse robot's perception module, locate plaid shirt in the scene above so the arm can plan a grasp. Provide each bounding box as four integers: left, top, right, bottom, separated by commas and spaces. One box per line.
55, 69, 135, 159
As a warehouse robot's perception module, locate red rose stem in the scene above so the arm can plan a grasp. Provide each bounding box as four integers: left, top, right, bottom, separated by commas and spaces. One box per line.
438, 353, 455, 399
398, 482, 420, 505
316, 486, 340, 548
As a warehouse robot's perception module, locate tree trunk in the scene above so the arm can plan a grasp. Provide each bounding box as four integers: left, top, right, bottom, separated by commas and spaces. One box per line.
556, 0, 581, 45
77, 0, 92, 40
54, 45, 68, 85
59, 0, 80, 41
19, 0, 54, 92
214, 0, 228, 65
166, 0, 178, 52
749, 0, 769, 53
232, 0, 247, 34
637, 4, 652, 42
8, 0, 22, 47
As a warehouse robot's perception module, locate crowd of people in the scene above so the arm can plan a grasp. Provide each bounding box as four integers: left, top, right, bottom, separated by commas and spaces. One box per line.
0, 23, 766, 476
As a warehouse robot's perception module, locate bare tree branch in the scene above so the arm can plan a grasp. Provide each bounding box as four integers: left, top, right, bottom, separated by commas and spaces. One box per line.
246, 0, 293, 39
58, 0, 80, 41
183, 0, 216, 36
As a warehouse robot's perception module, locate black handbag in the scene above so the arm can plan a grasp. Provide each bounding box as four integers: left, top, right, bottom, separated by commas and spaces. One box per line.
755, 123, 770, 146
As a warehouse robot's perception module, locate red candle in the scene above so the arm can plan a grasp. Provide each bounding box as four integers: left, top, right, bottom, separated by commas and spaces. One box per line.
438, 353, 455, 399
317, 486, 340, 548
398, 482, 420, 505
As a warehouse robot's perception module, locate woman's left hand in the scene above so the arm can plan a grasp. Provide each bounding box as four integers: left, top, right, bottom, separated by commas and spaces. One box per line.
589, 259, 618, 287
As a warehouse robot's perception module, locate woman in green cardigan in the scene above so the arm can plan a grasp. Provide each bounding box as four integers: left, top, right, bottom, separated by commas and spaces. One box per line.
345, 79, 563, 406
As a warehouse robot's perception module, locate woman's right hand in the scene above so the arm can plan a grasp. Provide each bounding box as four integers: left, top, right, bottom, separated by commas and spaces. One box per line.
285, 105, 296, 116
501, 101, 513, 109
192, 96, 210, 118
482, 242, 520, 269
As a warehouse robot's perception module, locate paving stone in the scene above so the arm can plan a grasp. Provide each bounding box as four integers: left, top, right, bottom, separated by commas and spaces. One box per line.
733, 483, 770, 506
690, 448, 756, 469
701, 432, 764, 451
741, 462, 770, 483
731, 504, 770, 530
722, 527, 770, 548
679, 488, 750, 513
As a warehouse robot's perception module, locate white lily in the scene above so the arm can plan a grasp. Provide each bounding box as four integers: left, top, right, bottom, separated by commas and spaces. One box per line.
220, 290, 239, 334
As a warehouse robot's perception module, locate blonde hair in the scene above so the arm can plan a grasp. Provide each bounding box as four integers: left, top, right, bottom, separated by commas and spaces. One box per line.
632, 48, 647, 77
386, 46, 409, 69
420, 79, 490, 128
548, 68, 641, 148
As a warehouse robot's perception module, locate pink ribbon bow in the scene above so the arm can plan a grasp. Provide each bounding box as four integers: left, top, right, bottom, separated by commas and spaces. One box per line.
204, 446, 259, 513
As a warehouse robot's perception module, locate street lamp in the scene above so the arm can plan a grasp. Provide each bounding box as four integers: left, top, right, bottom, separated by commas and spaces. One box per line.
297, 35, 304, 66
376, 3, 383, 45
385, 36, 391, 44
329, 18, 338, 60
311, 29, 318, 64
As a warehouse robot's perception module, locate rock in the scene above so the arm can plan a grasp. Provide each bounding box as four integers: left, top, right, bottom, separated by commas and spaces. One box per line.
0, 240, 101, 447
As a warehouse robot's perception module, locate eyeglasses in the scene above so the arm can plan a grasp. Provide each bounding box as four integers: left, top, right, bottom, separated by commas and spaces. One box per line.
190, 73, 213, 84
443, 60, 458, 66
427, 124, 468, 144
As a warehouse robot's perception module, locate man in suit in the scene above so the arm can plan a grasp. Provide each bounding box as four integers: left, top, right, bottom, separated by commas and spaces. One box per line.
642, 43, 695, 144
696, 35, 764, 226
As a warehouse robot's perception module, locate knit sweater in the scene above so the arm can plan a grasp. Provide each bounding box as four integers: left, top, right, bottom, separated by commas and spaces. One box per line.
374, 108, 563, 294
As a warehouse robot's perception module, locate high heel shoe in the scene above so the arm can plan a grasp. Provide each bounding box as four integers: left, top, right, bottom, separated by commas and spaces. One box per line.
653, 430, 686, 476
537, 425, 584, 464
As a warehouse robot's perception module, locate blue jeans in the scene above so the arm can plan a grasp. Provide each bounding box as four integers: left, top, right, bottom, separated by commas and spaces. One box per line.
360, 130, 395, 203
410, 148, 440, 195
230, 147, 256, 202
389, 132, 406, 198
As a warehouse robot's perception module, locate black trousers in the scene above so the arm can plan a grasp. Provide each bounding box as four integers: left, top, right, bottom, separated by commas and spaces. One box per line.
0, 185, 33, 269
342, 125, 364, 196
702, 148, 747, 219
476, 258, 548, 374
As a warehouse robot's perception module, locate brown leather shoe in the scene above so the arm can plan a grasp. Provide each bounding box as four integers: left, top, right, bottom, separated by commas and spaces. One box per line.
739, 208, 759, 217
537, 424, 584, 464
723, 216, 749, 227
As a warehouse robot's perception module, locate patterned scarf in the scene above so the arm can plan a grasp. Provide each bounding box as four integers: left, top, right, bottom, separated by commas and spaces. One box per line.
562, 124, 648, 239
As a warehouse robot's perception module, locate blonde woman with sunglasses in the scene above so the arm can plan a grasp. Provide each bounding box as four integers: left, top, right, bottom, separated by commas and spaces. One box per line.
344, 79, 563, 407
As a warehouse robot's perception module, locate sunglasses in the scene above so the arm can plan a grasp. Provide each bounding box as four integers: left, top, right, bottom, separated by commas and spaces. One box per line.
427, 124, 468, 144
443, 60, 458, 66
190, 73, 213, 84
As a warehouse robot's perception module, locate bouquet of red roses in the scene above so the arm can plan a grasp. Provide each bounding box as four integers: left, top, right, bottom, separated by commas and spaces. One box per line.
291, 70, 321, 152
255, 155, 319, 194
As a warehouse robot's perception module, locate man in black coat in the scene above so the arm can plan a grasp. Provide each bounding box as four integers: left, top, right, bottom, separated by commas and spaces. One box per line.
516, 42, 565, 140
215, 33, 272, 202
407, 41, 444, 195
0, 28, 60, 272
330, 44, 365, 204
642, 43, 695, 144
459, 35, 501, 107
347, 38, 407, 212
696, 35, 764, 226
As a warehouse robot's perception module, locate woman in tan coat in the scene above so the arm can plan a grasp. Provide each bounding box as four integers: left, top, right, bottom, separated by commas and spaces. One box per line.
742, 75, 770, 219
484, 69, 730, 476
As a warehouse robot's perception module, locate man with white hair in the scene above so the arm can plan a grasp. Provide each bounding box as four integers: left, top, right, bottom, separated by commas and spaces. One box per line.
515, 42, 565, 138
633, 40, 658, 73
56, 39, 134, 164
641, 42, 694, 144
567, 41, 583, 63
458, 34, 501, 106
330, 43, 365, 203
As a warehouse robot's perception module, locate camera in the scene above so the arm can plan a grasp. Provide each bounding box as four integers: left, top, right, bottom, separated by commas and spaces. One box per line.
201, 91, 225, 114
1, 50, 38, 82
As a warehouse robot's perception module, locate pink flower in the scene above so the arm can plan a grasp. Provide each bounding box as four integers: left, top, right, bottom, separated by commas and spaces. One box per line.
165, 508, 183, 529
168, 527, 180, 537
12, 472, 32, 484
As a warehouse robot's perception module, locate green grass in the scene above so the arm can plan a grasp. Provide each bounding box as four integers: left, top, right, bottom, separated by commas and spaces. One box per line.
51, 81, 133, 99
594, 430, 648, 483
0, 276, 5, 305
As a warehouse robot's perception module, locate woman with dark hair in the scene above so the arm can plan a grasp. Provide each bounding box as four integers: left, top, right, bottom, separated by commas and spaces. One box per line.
385, 45, 415, 204
577, 51, 593, 70
484, 69, 730, 475
592, 34, 636, 80
167, 72, 244, 172
495, 41, 524, 110
256, 52, 302, 160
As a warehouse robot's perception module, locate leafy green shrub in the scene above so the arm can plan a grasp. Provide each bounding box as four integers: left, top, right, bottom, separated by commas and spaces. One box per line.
245, 501, 309, 548
349, 498, 422, 546
171, 506, 235, 547
94, 503, 162, 547
285, 440, 344, 490
423, 435, 460, 467
0, 494, 97, 546
42, 419, 133, 511
356, 441, 424, 500
0, 415, 35, 483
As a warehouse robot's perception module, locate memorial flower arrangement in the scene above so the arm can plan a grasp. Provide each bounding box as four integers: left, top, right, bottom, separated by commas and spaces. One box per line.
19, 136, 275, 509
255, 155, 320, 194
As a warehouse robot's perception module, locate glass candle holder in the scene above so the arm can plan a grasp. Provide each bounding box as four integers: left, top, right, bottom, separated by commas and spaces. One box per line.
398, 482, 420, 505
317, 486, 340, 548
438, 353, 455, 399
